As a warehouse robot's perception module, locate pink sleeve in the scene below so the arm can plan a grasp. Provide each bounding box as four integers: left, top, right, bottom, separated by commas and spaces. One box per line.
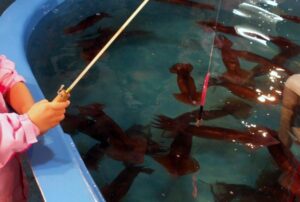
0, 55, 25, 94
0, 113, 40, 168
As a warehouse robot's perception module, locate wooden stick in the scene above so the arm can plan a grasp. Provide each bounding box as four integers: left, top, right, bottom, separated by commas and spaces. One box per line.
67, 0, 149, 93
53, 0, 149, 102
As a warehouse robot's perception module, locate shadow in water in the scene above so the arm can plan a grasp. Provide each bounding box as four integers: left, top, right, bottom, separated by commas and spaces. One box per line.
0, 0, 15, 16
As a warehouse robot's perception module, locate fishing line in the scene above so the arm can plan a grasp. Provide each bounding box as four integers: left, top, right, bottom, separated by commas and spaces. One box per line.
53, 0, 150, 102
195, 0, 223, 126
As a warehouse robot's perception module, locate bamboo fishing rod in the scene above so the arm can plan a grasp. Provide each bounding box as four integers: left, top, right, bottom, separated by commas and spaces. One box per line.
53, 0, 150, 102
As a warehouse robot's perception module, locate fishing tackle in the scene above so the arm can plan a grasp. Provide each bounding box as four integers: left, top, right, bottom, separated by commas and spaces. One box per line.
195, 0, 223, 127
52, 0, 150, 102
196, 72, 210, 126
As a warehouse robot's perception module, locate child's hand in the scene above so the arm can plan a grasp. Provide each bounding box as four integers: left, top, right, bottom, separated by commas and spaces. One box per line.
27, 99, 70, 135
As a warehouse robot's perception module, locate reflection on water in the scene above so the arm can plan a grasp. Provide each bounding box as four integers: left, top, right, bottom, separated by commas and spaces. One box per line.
27, 0, 300, 201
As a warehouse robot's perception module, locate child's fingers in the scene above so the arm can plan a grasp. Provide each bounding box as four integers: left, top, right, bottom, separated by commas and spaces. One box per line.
52, 109, 66, 115
38, 99, 49, 104
50, 100, 70, 110
51, 114, 65, 123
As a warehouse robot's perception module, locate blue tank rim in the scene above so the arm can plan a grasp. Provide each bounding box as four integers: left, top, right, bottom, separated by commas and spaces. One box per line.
0, 0, 105, 201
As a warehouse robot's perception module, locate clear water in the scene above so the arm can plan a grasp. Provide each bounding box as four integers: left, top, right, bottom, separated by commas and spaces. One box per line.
27, 0, 300, 201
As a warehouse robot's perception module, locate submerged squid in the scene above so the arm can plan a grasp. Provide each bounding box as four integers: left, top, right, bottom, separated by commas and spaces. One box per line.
214, 34, 254, 85
83, 143, 106, 170
252, 36, 299, 76
169, 63, 202, 106
78, 28, 157, 62
267, 134, 300, 197
198, 21, 295, 76
64, 12, 111, 34
209, 78, 281, 105
281, 14, 300, 24
65, 103, 148, 164
152, 131, 200, 176
214, 34, 289, 84
155, 0, 215, 10
212, 181, 291, 202
154, 98, 252, 131
102, 165, 154, 202
153, 117, 280, 150
197, 21, 238, 36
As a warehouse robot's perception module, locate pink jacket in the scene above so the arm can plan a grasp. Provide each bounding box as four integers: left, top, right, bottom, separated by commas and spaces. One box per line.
0, 55, 40, 202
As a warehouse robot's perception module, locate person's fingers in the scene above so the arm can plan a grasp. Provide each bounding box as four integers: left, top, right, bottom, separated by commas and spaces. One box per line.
52, 115, 65, 124
58, 114, 65, 121
52, 109, 66, 114
38, 99, 49, 104
50, 101, 70, 110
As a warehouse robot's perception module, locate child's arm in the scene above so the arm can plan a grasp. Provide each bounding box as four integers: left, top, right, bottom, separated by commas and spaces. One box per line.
0, 100, 70, 168
0, 55, 69, 168
0, 113, 40, 168
5, 81, 35, 114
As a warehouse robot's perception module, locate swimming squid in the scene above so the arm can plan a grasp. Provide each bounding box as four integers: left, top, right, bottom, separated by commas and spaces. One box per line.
170, 63, 202, 106
153, 117, 280, 150
64, 12, 111, 34
155, 0, 215, 10
152, 131, 200, 176
101, 165, 154, 202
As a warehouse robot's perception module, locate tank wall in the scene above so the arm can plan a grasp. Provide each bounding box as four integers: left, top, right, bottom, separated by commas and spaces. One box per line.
0, 0, 104, 201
